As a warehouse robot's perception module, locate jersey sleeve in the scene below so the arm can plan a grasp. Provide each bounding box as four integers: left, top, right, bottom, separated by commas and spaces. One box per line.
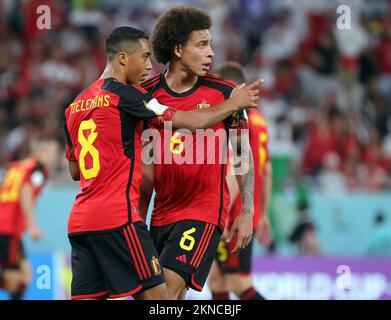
21, 163, 47, 188
29, 167, 46, 187
118, 84, 176, 123
64, 118, 76, 161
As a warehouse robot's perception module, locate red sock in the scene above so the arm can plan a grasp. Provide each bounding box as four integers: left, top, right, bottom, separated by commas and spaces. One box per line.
239, 287, 266, 300
211, 291, 230, 300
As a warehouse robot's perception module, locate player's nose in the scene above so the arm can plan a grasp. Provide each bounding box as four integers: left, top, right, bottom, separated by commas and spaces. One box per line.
207, 45, 214, 58
208, 46, 215, 57
146, 58, 153, 70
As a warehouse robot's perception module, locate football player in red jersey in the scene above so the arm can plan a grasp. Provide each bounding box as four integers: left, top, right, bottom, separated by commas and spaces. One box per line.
208, 62, 273, 300
141, 7, 257, 299
64, 26, 260, 300
0, 139, 59, 300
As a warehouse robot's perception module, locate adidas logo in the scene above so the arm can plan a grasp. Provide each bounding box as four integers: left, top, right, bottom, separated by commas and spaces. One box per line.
175, 254, 187, 264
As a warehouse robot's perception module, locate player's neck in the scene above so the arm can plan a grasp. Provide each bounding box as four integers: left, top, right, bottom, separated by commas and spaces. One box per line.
100, 64, 126, 84
165, 63, 198, 93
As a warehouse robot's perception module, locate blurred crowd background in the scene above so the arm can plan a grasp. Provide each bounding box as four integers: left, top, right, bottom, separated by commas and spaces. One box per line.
0, 0, 391, 258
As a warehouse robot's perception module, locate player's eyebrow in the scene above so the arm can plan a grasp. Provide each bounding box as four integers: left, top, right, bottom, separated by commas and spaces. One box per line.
196, 38, 212, 45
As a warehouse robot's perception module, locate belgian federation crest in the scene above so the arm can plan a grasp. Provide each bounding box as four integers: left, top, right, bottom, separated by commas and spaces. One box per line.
197, 99, 210, 109
151, 256, 162, 276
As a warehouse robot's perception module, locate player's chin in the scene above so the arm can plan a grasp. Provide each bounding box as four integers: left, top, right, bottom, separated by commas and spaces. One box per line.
197, 69, 208, 77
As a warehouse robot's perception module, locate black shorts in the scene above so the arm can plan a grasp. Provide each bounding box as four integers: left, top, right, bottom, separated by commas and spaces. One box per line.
215, 233, 254, 274
0, 235, 25, 270
150, 220, 221, 291
69, 222, 165, 300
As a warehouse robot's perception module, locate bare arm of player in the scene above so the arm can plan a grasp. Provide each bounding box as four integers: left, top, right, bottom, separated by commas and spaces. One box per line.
20, 183, 43, 241
256, 161, 273, 246
170, 80, 261, 132
139, 162, 154, 222
226, 156, 240, 212
226, 130, 255, 253
220, 156, 240, 241
68, 160, 80, 181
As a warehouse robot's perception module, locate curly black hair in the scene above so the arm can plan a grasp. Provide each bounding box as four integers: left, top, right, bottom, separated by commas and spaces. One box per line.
151, 6, 212, 64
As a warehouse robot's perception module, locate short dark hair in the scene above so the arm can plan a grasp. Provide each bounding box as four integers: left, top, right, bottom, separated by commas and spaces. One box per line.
215, 62, 246, 84
105, 26, 149, 60
152, 6, 212, 64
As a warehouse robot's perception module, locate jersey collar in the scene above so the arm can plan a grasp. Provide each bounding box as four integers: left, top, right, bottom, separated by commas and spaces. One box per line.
161, 72, 203, 98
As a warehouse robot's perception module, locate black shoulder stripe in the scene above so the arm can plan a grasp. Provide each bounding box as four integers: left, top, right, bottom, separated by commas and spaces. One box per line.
204, 76, 236, 88
205, 73, 237, 88
141, 74, 161, 87
143, 73, 160, 83
101, 77, 114, 90
101, 78, 145, 97
143, 80, 163, 94
143, 79, 161, 90
203, 78, 234, 99
132, 84, 148, 94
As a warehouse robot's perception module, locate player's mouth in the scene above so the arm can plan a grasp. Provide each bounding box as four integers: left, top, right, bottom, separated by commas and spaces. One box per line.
202, 63, 211, 71
142, 73, 149, 81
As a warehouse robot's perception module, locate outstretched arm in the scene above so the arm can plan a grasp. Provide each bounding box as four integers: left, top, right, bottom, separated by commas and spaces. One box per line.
170, 80, 261, 132
20, 183, 43, 241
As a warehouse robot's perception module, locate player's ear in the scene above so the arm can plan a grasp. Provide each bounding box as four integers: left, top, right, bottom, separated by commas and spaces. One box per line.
174, 45, 182, 58
118, 52, 128, 66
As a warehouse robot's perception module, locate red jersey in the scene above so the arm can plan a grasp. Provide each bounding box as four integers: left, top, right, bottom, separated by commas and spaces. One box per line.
64, 77, 174, 235
142, 72, 248, 230
0, 158, 48, 239
228, 110, 270, 228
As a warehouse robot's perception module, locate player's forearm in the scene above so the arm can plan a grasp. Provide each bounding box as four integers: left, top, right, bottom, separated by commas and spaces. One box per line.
228, 178, 240, 212
231, 131, 254, 215
262, 162, 272, 217
20, 184, 36, 228
139, 163, 154, 222
172, 99, 239, 132
226, 159, 240, 212
139, 193, 152, 222
236, 151, 255, 215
